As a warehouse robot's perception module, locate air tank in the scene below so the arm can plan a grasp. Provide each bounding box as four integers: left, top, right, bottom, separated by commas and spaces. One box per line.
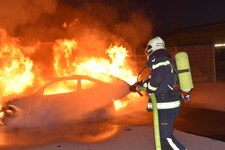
175, 52, 194, 92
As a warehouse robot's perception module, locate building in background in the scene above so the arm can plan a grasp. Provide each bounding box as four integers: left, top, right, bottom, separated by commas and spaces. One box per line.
162, 21, 225, 82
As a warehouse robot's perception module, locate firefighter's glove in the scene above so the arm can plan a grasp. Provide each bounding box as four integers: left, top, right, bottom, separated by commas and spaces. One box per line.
129, 81, 143, 93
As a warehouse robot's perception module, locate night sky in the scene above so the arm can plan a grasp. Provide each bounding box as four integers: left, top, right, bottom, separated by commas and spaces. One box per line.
61, 0, 225, 35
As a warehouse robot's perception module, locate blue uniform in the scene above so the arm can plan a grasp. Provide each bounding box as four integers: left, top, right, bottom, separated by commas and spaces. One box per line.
142, 49, 186, 150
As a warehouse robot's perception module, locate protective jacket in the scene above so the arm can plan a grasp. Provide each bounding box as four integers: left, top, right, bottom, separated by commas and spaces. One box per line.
141, 49, 181, 110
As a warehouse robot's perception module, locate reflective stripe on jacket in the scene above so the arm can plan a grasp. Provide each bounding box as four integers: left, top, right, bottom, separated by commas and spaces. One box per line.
148, 100, 181, 110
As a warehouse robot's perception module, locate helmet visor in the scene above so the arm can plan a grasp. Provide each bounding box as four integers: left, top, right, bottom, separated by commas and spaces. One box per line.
145, 45, 153, 56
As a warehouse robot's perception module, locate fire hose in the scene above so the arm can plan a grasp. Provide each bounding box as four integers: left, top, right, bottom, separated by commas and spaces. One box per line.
150, 93, 161, 150
129, 65, 161, 150
130, 84, 161, 150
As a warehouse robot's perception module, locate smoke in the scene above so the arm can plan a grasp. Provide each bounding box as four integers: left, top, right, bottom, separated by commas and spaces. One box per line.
0, 0, 58, 36
113, 11, 153, 51
0, 0, 153, 64
0, 0, 152, 51
62, 1, 153, 51
1, 0, 153, 80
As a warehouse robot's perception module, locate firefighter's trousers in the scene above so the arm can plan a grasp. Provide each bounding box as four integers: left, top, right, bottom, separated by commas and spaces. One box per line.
158, 107, 186, 150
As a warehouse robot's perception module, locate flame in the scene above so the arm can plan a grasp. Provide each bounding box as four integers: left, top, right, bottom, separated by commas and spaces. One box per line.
52, 40, 138, 110
53, 39, 78, 77
113, 99, 129, 110
76, 45, 136, 82
0, 27, 141, 111
52, 40, 136, 82
0, 29, 35, 97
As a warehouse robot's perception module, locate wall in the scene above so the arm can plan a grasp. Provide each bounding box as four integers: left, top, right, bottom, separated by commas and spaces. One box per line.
134, 45, 215, 83
167, 45, 215, 82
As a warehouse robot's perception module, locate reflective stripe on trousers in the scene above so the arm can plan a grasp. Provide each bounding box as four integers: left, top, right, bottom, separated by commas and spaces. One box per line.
148, 100, 180, 109
166, 138, 180, 150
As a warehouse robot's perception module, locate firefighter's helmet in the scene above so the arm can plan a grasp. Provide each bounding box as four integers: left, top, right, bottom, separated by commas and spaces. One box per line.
145, 36, 165, 56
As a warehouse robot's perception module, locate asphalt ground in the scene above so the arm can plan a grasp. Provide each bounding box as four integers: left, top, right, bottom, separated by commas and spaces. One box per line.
175, 105, 225, 142
0, 105, 224, 149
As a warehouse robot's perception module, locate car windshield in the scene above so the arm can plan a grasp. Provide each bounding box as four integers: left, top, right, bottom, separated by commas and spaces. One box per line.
43, 79, 96, 95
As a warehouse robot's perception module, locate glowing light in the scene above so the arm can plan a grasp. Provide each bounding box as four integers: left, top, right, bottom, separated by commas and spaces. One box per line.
113, 99, 129, 110
214, 43, 225, 47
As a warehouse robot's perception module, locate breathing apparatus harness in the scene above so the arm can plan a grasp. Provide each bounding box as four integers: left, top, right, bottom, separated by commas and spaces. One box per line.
131, 56, 192, 103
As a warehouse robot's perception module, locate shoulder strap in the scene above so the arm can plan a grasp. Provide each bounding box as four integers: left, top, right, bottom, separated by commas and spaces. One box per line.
167, 58, 180, 91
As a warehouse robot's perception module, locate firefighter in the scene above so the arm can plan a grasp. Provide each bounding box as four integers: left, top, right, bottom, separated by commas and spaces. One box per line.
130, 36, 187, 150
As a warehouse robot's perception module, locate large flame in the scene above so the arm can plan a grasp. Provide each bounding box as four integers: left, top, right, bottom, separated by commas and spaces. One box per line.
52, 40, 138, 110
0, 29, 35, 97
0, 27, 140, 111
53, 39, 78, 77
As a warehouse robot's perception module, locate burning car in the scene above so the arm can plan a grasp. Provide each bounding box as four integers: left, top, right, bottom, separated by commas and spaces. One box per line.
0, 75, 130, 128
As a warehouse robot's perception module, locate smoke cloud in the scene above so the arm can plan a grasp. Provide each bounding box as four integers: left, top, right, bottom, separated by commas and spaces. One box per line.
0, 0, 153, 51
0, 0, 58, 36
